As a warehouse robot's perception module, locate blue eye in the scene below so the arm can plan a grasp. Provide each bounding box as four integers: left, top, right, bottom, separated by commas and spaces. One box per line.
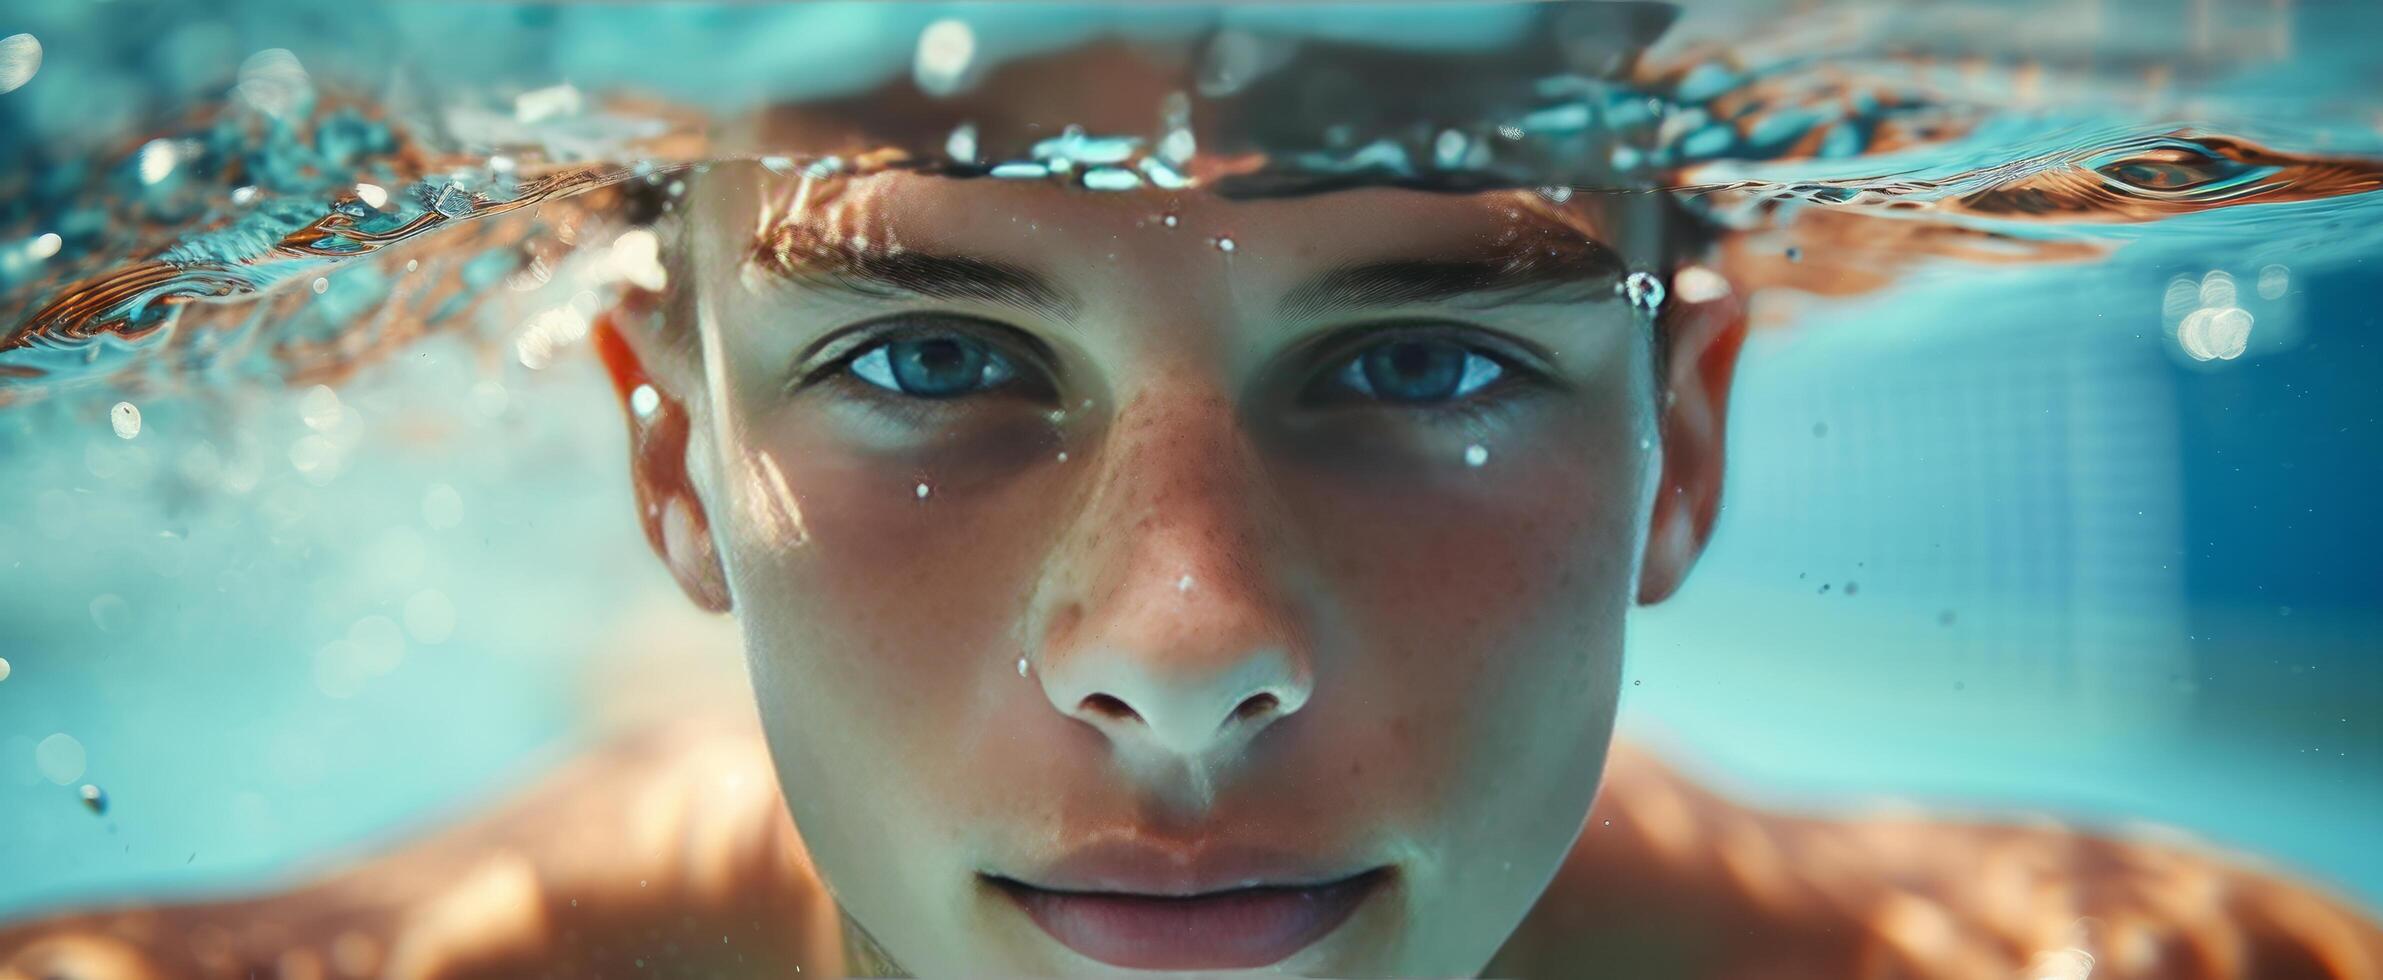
1333, 338, 1505, 404
848, 334, 1019, 398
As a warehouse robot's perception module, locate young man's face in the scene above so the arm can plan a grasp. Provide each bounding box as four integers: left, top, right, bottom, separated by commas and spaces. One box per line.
614, 166, 1737, 976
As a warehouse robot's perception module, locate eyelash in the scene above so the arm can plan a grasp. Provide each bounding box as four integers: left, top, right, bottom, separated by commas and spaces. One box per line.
795, 315, 1051, 402
794, 316, 1543, 419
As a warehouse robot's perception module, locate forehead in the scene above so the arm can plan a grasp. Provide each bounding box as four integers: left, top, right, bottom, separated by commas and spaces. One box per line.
696, 169, 1623, 284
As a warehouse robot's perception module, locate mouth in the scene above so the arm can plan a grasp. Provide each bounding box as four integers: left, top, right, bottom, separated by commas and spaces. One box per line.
985, 866, 1392, 971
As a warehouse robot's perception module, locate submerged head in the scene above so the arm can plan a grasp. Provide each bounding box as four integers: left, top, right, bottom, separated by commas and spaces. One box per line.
594, 164, 1743, 975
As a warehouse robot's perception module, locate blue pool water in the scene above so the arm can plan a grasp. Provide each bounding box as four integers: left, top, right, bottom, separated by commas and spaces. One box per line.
0, 0, 2377, 943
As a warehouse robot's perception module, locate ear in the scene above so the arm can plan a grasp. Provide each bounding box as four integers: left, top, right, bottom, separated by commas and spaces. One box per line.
1637, 267, 1748, 606
592, 316, 732, 613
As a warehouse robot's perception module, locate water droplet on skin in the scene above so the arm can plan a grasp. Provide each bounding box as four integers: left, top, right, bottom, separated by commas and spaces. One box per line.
1162, 213, 1179, 228
79, 783, 107, 815
109, 401, 140, 439
629, 383, 661, 420
1638, 437, 1653, 452
1055, 451, 1068, 463
404, 258, 419, 273
1177, 575, 1195, 594
1017, 656, 1029, 678
1213, 236, 1236, 253
1464, 444, 1489, 467
915, 482, 932, 500
1622, 271, 1666, 315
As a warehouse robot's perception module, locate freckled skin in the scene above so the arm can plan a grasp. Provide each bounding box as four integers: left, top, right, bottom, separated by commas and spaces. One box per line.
679, 173, 1660, 976
652, 172, 1668, 977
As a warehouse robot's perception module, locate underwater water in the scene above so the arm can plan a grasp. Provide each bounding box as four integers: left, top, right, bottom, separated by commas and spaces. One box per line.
1, 1, 2380, 977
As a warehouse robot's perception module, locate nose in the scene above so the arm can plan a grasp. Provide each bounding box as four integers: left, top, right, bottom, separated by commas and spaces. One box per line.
1030, 384, 1315, 764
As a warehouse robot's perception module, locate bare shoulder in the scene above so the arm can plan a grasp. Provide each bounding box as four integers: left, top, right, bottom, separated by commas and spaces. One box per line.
1494, 739, 2383, 980
0, 717, 845, 980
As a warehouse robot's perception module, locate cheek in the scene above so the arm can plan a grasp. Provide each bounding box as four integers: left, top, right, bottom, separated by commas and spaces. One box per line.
1275, 404, 1643, 817
714, 427, 1065, 750
1287, 406, 1645, 677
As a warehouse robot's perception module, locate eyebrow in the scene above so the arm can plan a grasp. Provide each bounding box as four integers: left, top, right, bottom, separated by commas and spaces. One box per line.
1277, 247, 1628, 321
751, 231, 1081, 322
752, 225, 1624, 323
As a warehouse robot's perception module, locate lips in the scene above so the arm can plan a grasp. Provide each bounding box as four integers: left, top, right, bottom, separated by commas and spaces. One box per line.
987, 842, 1391, 970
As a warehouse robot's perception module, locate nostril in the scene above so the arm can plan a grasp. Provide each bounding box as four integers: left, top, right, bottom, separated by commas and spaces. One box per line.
1079, 692, 1140, 723
1232, 691, 1280, 722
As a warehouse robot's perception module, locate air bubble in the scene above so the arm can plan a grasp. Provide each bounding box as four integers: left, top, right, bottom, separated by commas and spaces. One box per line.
311, 277, 329, 295
1213, 236, 1236, 254
629, 383, 661, 419
403, 589, 456, 644
913, 18, 977, 97
1081, 167, 1142, 191
109, 401, 141, 439
422, 483, 464, 530
79, 783, 107, 815
0, 33, 39, 95
28, 232, 60, 260
298, 384, 343, 430
915, 482, 932, 500
2257, 263, 2290, 300
0, 657, 10, 682
136, 139, 181, 185
1161, 214, 1180, 228
2198, 270, 2237, 308
89, 594, 128, 632
1464, 444, 1490, 467
1433, 130, 1469, 168
35, 733, 85, 785
1017, 656, 1030, 677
